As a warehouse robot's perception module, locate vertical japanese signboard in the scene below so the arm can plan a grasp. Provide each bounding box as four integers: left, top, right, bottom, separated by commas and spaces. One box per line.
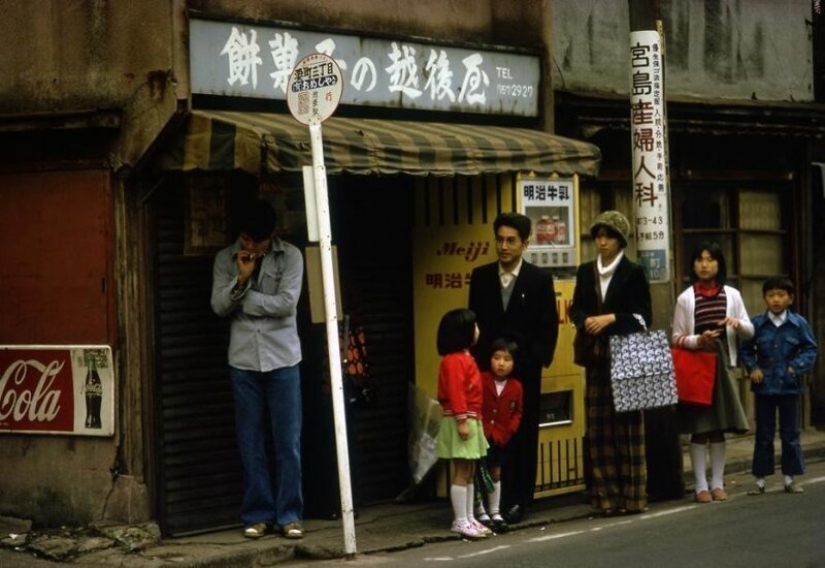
0, 346, 115, 436
629, 30, 671, 283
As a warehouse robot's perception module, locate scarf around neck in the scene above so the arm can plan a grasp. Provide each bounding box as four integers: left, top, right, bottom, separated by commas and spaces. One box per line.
597, 251, 624, 298
693, 281, 721, 298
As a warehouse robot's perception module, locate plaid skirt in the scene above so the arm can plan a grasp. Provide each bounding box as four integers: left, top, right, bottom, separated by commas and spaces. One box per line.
586, 363, 647, 513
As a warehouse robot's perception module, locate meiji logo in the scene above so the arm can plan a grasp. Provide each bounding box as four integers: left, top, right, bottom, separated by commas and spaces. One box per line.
436, 241, 490, 263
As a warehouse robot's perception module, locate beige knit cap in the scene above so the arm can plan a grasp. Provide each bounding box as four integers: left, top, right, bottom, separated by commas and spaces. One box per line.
589, 210, 631, 248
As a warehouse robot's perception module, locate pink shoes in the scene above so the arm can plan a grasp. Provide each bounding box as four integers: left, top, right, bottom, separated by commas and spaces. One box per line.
451, 519, 488, 539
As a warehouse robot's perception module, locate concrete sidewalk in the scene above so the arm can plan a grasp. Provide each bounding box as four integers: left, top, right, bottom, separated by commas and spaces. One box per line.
3, 428, 825, 567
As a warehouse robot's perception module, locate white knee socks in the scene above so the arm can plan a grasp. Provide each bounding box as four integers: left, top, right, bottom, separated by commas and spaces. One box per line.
488, 481, 502, 516
466, 483, 477, 522
710, 442, 726, 491
690, 443, 708, 493
450, 484, 468, 523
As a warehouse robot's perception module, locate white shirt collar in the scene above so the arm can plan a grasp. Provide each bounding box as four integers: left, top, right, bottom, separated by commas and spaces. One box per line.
499, 258, 523, 278
769, 311, 787, 327
499, 258, 523, 288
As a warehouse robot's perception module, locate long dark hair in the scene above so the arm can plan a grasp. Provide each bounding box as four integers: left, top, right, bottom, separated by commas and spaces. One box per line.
437, 308, 477, 355
690, 240, 727, 285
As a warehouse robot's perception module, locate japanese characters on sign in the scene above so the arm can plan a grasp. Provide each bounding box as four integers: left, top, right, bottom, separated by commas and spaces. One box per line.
520, 178, 577, 268
629, 30, 671, 283
190, 18, 540, 117
287, 53, 343, 125
0, 346, 115, 436
423, 241, 489, 290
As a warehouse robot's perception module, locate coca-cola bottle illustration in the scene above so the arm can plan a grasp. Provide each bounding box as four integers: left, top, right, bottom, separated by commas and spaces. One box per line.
84, 355, 103, 429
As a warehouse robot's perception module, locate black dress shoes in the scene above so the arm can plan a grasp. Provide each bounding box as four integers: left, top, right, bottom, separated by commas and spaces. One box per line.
491, 517, 510, 533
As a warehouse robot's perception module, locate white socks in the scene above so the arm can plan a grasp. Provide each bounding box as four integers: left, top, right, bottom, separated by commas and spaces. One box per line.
690, 443, 709, 493
691, 442, 727, 492
466, 483, 477, 523
783, 475, 793, 486
450, 484, 468, 523
709, 442, 726, 490
488, 481, 502, 517
755, 477, 766, 489
476, 498, 489, 521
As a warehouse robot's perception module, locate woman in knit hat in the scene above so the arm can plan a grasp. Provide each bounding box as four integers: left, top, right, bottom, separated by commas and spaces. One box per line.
570, 210, 652, 516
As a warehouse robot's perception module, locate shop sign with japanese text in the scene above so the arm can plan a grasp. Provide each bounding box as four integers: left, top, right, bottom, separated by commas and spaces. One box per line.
520, 178, 577, 268
630, 30, 671, 283
190, 17, 540, 117
0, 346, 115, 436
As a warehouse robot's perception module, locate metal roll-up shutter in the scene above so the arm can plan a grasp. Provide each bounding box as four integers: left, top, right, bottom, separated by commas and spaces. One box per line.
153, 181, 242, 536
333, 176, 415, 505
152, 174, 415, 532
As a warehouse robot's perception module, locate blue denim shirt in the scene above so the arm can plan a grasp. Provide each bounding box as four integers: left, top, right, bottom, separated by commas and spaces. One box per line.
738, 310, 817, 396
211, 237, 303, 372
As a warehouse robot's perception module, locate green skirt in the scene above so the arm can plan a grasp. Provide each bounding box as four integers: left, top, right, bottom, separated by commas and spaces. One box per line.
436, 417, 489, 460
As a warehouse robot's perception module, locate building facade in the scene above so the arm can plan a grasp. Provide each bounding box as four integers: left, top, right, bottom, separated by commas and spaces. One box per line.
552, 0, 825, 428
2, 0, 595, 534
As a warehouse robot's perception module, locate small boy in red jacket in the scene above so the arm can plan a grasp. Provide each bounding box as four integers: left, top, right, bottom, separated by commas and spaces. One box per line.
476, 338, 523, 533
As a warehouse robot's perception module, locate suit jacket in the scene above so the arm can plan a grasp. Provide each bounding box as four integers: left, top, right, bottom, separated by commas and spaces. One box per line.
468, 261, 558, 380
570, 255, 651, 337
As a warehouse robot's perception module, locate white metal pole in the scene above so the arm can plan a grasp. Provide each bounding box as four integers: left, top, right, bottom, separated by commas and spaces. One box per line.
308, 121, 357, 557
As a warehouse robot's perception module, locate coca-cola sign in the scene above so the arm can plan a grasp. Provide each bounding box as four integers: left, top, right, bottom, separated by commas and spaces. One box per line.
0, 346, 114, 436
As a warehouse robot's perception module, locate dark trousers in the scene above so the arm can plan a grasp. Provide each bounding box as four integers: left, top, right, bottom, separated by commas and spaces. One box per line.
752, 393, 805, 477
502, 364, 541, 511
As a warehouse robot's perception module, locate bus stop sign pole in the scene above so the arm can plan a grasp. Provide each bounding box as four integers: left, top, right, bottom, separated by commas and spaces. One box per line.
287, 54, 356, 558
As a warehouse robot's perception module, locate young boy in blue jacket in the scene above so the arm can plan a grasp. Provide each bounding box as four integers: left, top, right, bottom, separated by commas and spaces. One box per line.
738, 277, 818, 495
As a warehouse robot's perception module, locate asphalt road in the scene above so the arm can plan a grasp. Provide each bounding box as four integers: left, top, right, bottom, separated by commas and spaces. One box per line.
285, 460, 825, 568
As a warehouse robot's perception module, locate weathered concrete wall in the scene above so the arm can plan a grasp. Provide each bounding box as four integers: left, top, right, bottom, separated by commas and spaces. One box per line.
0, 436, 119, 526
0, 1, 175, 527
0, 0, 180, 170
0, 1, 175, 112
188, 0, 546, 48
553, 0, 813, 102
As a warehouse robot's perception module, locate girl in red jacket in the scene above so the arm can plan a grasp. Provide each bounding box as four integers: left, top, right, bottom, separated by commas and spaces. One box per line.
477, 338, 523, 533
435, 308, 490, 540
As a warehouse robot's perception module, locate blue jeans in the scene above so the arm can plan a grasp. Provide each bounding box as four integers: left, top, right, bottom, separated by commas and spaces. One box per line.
752, 393, 805, 478
230, 365, 303, 526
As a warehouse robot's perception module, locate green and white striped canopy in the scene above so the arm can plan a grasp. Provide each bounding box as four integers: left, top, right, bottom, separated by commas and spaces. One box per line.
159, 109, 601, 177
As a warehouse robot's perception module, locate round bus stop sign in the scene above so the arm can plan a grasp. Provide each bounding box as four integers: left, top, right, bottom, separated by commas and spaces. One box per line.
286, 53, 343, 126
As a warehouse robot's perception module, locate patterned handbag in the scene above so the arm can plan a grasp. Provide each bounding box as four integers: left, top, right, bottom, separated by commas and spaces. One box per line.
609, 329, 678, 413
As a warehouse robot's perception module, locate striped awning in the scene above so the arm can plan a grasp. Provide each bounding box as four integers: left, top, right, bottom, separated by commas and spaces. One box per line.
159, 110, 601, 177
